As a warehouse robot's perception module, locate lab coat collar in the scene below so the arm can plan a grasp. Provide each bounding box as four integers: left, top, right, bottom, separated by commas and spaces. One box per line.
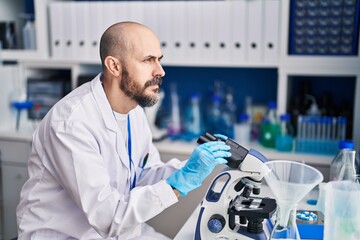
90, 73, 118, 132
90, 73, 132, 177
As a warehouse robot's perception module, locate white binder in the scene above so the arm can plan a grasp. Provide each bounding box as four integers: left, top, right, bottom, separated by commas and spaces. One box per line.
102, 1, 119, 31
62, 2, 75, 60
186, 1, 202, 63
72, 2, 90, 61
157, 1, 173, 64
230, 0, 247, 63
170, 1, 187, 63
88, 2, 104, 60
49, 2, 64, 59
111, 1, 130, 30
263, 0, 280, 63
127, 1, 145, 24
143, 1, 159, 36
200, 1, 217, 63
215, 1, 232, 62
246, 0, 264, 63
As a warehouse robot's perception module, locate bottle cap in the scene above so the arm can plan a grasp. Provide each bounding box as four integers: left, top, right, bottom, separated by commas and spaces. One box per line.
212, 95, 221, 102
190, 93, 200, 99
280, 113, 291, 122
338, 116, 347, 124
339, 140, 354, 150
267, 101, 277, 109
238, 113, 249, 122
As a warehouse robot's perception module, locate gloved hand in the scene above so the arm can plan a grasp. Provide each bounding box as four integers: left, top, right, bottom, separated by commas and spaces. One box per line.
166, 141, 231, 196
214, 133, 228, 141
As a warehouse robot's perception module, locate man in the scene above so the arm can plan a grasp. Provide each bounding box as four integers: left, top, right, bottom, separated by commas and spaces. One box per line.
17, 22, 231, 239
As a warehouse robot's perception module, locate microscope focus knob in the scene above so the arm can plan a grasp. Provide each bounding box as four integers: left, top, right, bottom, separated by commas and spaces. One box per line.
207, 214, 225, 233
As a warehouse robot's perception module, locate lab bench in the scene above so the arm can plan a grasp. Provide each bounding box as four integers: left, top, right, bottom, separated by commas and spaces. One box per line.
0, 130, 332, 239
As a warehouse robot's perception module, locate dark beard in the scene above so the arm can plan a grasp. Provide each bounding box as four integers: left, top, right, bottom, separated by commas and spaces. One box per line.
120, 67, 162, 107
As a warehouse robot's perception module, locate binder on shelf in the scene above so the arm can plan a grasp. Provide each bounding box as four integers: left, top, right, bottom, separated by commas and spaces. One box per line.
127, 1, 145, 24
246, 0, 264, 63
62, 2, 75, 59
229, 0, 247, 63
101, 2, 121, 33
170, 1, 187, 63
72, 2, 90, 60
215, 1, 232, 62
143, 1, 159, 37
263, 0, 280, 63
49, 2, 64, 59
200, 1, 217, 63
88, 1, 104, 60
186, 1, 202, 63
157, 1, 173, 63
113, 1, 130, 23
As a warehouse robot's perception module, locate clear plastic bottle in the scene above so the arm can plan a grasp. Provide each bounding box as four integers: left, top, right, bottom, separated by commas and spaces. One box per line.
329, 140, 356, 181
206, 95, 222, 134
185, 93, 202, 137
260, 101, 280, 148
234, 113, 251, 147
221, 90, 237, 138
355, 150, 360, 183
23, 18, 36, 50
275, 113, 294, 152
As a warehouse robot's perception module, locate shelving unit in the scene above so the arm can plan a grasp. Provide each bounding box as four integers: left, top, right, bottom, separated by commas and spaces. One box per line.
0, 0, 358, 163
0, 0, 359, 237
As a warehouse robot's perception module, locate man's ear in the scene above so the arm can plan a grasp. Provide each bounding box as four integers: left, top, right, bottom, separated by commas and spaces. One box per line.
104, 56, 121, 77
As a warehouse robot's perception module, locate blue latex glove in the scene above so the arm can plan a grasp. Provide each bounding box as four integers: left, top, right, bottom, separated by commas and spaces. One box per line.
214, 133, 228, 141
166, 141, 231, 196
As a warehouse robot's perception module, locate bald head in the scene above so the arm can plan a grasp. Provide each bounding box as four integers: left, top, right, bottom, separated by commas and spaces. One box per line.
99, 21, 156, 69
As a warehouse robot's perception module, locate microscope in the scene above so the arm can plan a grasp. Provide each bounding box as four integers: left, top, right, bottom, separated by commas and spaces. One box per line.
194, 132, 277, 240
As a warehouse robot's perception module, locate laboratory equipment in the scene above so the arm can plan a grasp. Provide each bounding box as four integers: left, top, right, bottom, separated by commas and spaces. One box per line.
329, 140, 356, 181
167, 83, 181, 136
234, 113, 251, 147
295, 115, 343, 155
10, 87, 33, 131
21, 13, 36, 50
260, 101, 280, 148
323, 181, 360, 240
264, 160, 323, 240
222, 88, 237, 138
27, 76, 71, 120
206, 95, 223, 134
184, 93, 202, 138
275, 113, 294, 152
195, 132, 277, 240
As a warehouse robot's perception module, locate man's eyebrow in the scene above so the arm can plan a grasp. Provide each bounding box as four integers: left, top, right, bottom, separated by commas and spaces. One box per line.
145, 55, 164, 60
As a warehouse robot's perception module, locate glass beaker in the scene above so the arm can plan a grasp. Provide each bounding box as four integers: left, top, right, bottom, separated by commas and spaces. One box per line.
264, 160, 323, 240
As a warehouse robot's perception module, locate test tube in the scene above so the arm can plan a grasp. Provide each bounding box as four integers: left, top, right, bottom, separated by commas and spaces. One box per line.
337, 116, 347, 140
321, 117, 326, 139
309, 116, 316, 139
297, 115, 305, 152
331, 117, 337, 140
316, 116, 321, 140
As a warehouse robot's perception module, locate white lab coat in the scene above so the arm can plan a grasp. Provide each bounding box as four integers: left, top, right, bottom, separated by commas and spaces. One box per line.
16, 73, 184, 239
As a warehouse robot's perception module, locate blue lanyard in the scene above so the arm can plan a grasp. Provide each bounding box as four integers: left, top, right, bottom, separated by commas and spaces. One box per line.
127, 115, 136, 190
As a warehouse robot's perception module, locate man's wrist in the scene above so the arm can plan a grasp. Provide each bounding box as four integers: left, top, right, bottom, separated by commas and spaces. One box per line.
169, 184, 180, 198
173, 188, 180, 198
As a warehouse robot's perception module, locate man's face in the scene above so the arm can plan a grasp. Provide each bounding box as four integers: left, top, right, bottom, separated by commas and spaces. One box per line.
120, 65, 163, 107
